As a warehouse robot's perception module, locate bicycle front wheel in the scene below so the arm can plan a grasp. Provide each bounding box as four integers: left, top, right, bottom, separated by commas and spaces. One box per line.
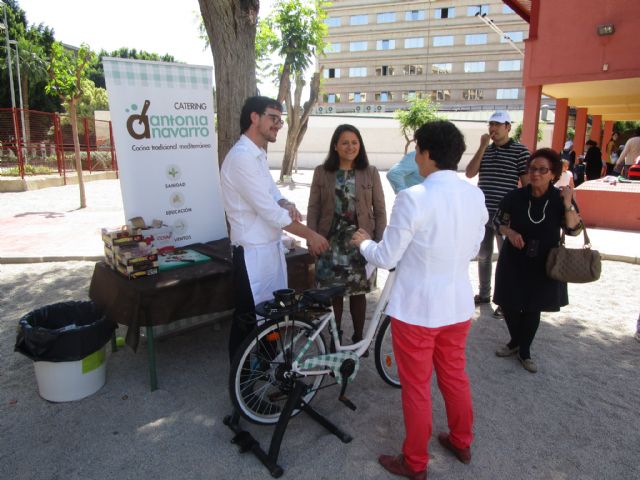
374, 315, 401, 388
229, 318, 327, 425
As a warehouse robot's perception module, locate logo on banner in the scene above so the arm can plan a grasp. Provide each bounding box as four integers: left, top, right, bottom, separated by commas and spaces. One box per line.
125, 100, 210, 140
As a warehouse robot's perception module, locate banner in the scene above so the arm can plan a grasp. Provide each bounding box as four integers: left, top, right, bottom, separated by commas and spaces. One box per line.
103, 57, 226, 245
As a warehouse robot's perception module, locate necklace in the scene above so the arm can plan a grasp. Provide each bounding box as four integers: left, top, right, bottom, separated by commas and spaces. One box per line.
528, 199, 548, 224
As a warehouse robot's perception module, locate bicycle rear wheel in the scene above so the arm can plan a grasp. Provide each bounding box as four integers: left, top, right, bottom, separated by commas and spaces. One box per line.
229, 318, 327, 425
374, 315, 401, 388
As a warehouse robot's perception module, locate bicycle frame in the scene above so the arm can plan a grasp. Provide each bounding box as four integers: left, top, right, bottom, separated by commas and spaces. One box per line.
285, 270, 397, 377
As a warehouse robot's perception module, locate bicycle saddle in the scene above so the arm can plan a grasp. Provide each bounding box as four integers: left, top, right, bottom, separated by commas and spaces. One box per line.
302, 285, 346, 307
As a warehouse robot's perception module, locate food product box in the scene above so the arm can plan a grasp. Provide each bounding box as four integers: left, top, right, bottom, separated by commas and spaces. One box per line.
102, 233, 144, 247
114, 244, 158, 265
116, 260, 159, 273
116, 264, 159, 279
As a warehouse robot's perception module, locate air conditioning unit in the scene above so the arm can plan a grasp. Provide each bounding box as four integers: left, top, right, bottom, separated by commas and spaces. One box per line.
326, 105, 334, 114
355, 105, 362, 113
365, 104, 373, 113
317, 106, 324, 114
375, 105, 383, 112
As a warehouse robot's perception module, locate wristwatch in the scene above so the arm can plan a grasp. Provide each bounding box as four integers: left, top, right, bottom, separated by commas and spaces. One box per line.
565, 204, 575, 212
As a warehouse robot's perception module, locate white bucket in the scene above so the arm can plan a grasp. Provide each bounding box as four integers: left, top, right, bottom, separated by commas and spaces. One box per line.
33, 344, 107, 402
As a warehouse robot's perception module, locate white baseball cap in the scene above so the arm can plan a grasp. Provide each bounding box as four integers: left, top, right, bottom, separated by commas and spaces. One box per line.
489, 111, 512, 124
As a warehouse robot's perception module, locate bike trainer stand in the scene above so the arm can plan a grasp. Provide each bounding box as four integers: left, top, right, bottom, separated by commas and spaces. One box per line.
223, 380, 353, 478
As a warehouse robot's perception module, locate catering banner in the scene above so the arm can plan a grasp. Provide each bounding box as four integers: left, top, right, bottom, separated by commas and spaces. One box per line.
103, 57, 226, 245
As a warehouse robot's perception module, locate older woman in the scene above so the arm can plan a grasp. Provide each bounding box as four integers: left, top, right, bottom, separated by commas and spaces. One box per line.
493, 148, 583, 373
307, 124, 386, 347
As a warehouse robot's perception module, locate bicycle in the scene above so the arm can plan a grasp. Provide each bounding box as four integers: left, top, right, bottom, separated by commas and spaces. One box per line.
229, 270, 400, 426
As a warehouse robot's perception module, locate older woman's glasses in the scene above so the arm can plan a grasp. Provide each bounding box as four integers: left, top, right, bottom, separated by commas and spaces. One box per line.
262, 113, 284, 126
527, 166, 550, 174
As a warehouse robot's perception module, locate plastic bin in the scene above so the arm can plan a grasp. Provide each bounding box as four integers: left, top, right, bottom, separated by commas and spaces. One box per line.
15, 301, 116, 402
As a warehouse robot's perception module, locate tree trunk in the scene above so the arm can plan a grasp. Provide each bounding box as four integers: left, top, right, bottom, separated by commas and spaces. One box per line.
199, 0, 259, 167
69, 99, 86, 208
280, 71, 321, 181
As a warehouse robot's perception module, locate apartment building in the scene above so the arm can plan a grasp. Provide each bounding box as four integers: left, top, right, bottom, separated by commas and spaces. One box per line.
317, 0, 530, 113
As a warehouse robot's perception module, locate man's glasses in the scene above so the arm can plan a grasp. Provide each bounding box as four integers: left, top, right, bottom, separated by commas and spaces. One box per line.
262, 113, 284, 126
527, 166, 550, 174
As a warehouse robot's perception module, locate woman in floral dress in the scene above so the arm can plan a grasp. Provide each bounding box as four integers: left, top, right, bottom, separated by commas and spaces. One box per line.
307, 125, 386, 345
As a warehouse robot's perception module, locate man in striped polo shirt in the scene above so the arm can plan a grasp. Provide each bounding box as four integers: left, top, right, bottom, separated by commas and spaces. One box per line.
465, 111, 529, 317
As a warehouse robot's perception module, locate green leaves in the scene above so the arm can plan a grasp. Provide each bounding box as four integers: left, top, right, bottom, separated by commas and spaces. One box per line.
395, 98, 444, 141
256, 0, 328, 79
45, 42, 95, 102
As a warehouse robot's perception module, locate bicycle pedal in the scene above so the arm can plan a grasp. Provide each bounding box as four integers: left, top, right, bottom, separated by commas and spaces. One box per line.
339, 395, 357, 411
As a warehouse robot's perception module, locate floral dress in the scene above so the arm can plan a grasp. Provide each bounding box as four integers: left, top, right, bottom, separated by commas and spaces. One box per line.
315, 169, 372, 294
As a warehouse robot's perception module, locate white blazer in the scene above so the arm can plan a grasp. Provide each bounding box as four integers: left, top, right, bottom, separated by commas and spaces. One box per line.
360, 170, 488, 328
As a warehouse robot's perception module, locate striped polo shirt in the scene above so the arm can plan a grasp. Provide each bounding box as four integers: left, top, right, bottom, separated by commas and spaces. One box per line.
477, 138, 529, 216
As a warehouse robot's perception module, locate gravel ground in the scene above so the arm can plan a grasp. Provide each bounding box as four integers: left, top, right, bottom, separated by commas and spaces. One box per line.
1, 260, 638, 480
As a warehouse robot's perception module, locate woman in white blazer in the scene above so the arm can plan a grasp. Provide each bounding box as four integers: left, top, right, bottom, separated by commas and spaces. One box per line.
352, 121, 487, 479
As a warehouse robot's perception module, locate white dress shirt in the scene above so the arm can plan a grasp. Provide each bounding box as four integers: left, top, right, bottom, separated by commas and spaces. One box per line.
360, 170, 488, 328
220, 135, 292, 247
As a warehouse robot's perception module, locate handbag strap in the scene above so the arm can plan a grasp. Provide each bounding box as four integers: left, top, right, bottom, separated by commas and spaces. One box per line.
559, 225, 591, 247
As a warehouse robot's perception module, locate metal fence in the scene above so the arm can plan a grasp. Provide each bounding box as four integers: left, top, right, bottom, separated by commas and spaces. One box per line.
0, 108, 117, 179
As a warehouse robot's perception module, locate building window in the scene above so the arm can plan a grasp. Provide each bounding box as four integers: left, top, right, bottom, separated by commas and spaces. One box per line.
403, 91, 424, 101
375, 65, 395, 76
467, 5, 489, 16
433, 35, 454, 47
496, 88, 519, 100
434, 7, 455, 19
403, 64, 424, 75
376, 39, 396, 50
324, 93, 341, 103
349, 67, 367, 77
464, 61, 485, 73
348, 92, 366, 103
463, 89, 483, 100
502, 5, 515, 14
377, 12, 395, 23
499, 60, 521, 71
465, 34, 488, 45
431, 63, 452, 74
375, 91, 393, 102
324, 68, 341, 79
350, 41, 367, 52
324, 17, 341, 27
430, 89, 451, 101
405, 10, 424, 21
326, 43, 341, 53
350, 15, 368, 26
502, 31, 524, 42
404, 37, 424, 49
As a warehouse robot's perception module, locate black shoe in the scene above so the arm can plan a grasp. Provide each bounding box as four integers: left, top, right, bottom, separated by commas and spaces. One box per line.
474, 294, 490, 305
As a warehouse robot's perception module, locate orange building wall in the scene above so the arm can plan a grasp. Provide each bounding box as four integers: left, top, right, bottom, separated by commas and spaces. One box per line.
523, 0, 640, 87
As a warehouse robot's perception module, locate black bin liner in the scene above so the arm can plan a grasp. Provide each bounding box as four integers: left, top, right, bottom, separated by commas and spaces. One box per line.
15, 301, 116, 362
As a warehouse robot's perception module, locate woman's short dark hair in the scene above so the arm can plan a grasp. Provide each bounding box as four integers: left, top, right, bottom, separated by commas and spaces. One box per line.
413, 120, 466, 171
586, 139, 597, 147
240, 96, 283, 133
323, 124, 370, 171
528, 148, 563, 182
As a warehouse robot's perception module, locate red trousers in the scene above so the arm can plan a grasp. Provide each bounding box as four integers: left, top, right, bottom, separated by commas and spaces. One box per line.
391, 318, 474, 472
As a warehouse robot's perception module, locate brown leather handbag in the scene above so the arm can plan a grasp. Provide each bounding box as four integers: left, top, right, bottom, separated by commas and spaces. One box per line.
545, 227, 601, 283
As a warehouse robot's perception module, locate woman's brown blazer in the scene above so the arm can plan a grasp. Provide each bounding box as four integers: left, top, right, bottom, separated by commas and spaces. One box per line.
307, 165, 387, 241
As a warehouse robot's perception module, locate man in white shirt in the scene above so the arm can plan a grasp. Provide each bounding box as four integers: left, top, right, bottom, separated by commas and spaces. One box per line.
352, 121, 487, 480
220, 96, 329, 359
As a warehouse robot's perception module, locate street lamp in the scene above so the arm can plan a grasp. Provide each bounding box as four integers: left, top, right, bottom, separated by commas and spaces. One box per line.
0, 0, 17, 109
9, 39, 27, 158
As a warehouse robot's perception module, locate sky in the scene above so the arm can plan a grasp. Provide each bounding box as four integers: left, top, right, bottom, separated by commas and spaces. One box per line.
17, 0, 277, 94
